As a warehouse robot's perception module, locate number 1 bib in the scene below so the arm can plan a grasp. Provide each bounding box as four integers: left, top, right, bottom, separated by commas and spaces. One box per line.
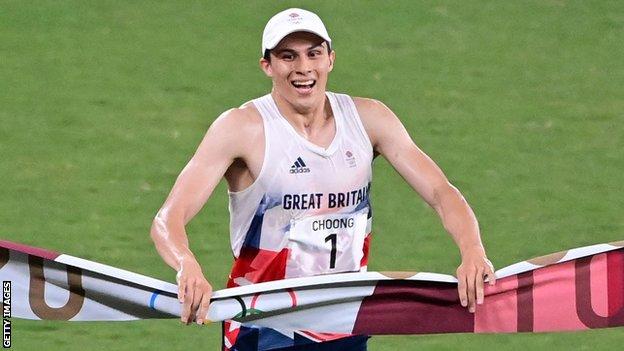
285, 208, 369, 278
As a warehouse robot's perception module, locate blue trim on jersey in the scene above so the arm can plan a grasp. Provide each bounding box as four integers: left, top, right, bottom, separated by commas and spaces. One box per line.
352, 182, 372, 218
241, 195, 282, 250
258, 328, 298, 350
242, 214, 264, 249
229, 325, 369, 351
289, 334, 369, 350
231, 325, 293, 351
232, 326, 259, 351
353, 198, 369, 214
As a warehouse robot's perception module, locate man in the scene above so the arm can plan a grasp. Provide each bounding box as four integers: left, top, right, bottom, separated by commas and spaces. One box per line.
150, 8, 496, 351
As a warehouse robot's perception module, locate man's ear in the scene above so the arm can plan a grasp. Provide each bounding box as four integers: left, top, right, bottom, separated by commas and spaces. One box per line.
328, 50, 336, 72
259, 57, 273, 78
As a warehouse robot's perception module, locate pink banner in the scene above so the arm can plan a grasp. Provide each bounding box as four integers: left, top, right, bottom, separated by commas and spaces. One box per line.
351, 249, 624, 334
1, 239, 623, 338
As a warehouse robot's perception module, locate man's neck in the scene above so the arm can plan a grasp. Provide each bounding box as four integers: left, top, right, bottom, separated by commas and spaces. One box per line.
271, 90, 333, 131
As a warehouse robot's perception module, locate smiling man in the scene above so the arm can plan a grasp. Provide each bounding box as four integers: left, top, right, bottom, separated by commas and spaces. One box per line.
150, 8, 496, 351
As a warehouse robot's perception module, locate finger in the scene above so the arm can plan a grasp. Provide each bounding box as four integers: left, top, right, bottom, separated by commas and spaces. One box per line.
457, 271, 468, 307
181, 280, 196, 324
466, 270, 476, 313
196, 289, 213, 325
476, 267, 485, 305
485, 264, 497, 286
189, 285, 203, 323
178, 277, 186, 303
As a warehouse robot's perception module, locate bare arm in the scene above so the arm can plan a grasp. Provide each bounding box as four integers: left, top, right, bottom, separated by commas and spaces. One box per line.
150, 107, 258, 324
355, 97, 495, 312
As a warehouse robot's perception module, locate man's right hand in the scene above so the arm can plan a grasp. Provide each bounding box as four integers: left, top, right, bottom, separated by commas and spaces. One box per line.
149, 107, 257, 325
177, 257, 213, 325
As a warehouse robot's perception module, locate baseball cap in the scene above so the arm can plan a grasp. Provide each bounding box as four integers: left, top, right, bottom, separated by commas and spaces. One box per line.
261, 8, 332, 56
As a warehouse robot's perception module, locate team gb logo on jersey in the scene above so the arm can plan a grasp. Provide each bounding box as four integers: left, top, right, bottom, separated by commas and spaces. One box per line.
345, 150, 357, 168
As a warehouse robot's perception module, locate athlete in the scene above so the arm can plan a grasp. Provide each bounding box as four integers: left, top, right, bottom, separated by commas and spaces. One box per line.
150, 8, 496, 351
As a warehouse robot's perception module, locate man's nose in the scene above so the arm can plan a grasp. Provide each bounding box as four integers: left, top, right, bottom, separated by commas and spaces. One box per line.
294, 56, 312, 74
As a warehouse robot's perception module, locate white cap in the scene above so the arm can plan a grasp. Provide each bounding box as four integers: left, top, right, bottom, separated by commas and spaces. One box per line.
261, 8, 332, 56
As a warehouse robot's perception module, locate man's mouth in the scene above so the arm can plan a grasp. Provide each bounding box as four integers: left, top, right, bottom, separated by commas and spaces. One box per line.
291, 79, 316, 93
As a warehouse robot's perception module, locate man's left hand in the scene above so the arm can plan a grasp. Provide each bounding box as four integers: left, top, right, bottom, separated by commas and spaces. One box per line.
456, 246, 496, 313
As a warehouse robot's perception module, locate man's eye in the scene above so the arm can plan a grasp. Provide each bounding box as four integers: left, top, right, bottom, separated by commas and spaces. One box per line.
281, 54, 294, 60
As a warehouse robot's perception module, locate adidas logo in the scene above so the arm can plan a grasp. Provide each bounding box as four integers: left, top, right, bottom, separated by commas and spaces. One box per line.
289, 157, 311, 174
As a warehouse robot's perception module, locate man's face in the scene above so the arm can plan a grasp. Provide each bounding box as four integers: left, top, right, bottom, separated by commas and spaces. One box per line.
260, 32, 335, 110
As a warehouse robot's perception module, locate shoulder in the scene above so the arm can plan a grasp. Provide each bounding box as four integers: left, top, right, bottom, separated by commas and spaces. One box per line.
210, 101, 262, 133
196, 101, 264, 158
351, 96, 397, 124
205, 101, 264, 146
352, 96, 393, 113
350, 97, 402, 146
351, 96, 388, 112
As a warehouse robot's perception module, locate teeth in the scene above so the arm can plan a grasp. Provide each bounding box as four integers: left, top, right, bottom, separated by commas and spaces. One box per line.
292, 80, 315, 87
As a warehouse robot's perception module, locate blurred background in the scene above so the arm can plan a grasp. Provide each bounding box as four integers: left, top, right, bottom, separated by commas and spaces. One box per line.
1, 0, 623, 349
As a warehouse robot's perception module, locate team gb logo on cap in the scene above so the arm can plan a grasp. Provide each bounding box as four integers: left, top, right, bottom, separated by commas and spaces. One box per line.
288, 12, 303, 24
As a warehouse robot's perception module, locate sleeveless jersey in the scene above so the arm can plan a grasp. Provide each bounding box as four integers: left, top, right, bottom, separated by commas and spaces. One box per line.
223, 92, 373, 351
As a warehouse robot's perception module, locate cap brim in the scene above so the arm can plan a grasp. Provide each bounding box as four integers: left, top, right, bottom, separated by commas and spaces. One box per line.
264, 27, 331, 52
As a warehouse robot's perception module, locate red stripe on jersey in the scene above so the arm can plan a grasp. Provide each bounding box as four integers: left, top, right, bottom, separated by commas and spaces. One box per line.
227, 247, 289, 288
360, 234, 371, 267
223, 321, 240, 351
298, 330, 353, 342
225, 233, 372, 349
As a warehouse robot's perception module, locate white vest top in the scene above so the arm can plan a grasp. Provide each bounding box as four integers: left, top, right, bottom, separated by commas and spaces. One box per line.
228, 92, 373, 283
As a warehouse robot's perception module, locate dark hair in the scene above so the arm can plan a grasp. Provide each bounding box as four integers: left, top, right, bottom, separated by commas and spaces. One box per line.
263, 41, 332, 62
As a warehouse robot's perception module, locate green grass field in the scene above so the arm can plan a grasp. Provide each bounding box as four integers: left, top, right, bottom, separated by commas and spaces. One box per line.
1, 0, 623, 349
